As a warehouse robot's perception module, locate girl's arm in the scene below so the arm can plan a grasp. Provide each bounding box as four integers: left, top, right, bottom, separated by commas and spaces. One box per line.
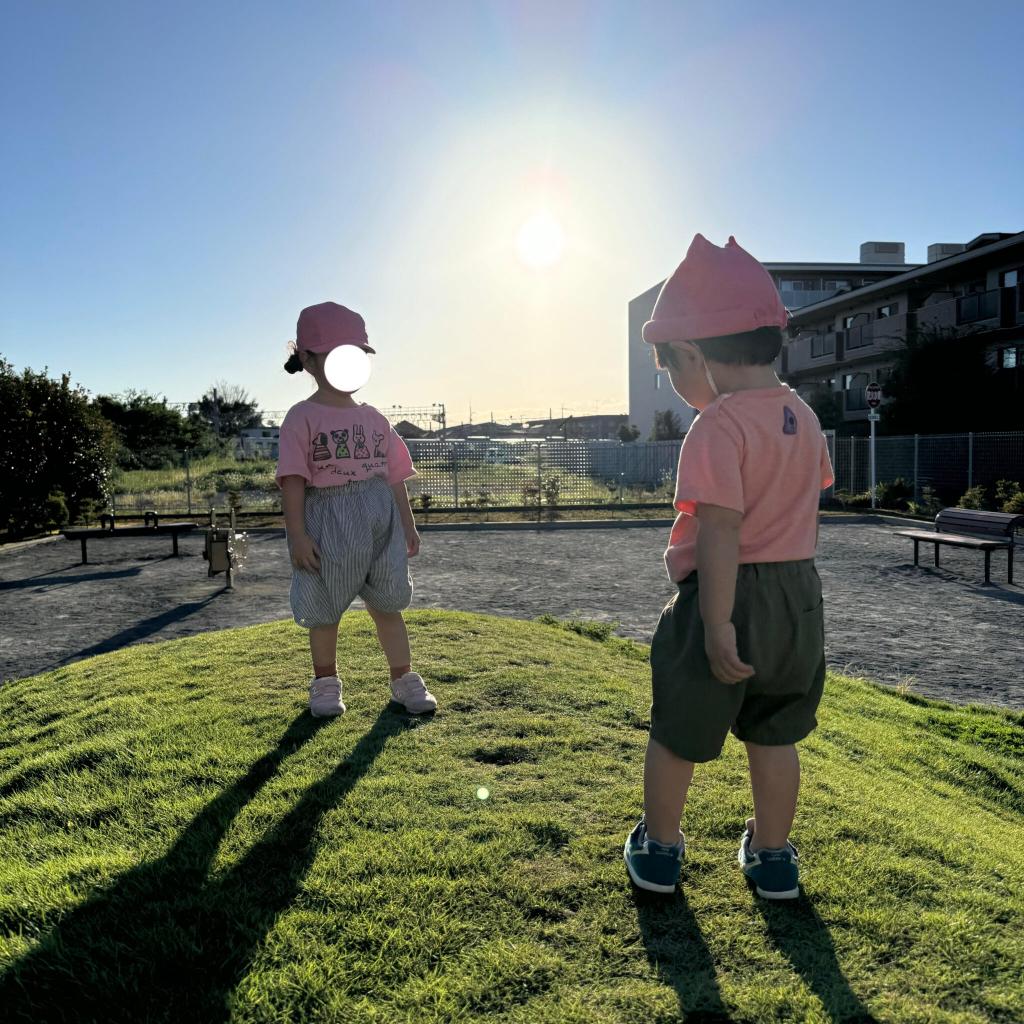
391, 481, 420, 556
280, 475, 319, 571
695, 502, 754, 685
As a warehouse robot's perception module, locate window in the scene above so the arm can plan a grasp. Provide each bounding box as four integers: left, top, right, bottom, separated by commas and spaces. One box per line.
845, 373, 869, 411
844, 315, 856, 329
1000, 347, 1019, 370
876, 303, 899, 318
823, 279, 850, 291
1000, 268, 1021, 288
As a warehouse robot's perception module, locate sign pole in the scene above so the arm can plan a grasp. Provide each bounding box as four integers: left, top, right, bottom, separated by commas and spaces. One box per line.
869, 413, 876, 509
866, 381, 882, 510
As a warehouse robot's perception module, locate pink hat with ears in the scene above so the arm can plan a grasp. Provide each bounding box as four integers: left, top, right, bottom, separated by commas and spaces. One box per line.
296, 302, 376, 354
641, 234, 788, 346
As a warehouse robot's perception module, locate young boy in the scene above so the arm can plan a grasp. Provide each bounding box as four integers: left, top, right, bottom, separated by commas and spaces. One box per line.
623, 234, 834, 899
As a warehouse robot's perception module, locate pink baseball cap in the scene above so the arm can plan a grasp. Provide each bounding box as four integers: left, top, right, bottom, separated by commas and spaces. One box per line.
642, 234, 788, 346
296, 302, 375, 354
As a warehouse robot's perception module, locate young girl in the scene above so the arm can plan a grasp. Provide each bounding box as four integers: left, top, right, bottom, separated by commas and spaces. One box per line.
275, 301, 436, 717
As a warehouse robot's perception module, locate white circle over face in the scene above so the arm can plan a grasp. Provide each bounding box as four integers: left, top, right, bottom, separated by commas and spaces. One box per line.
324, 345, 371, 393
516, 213, 565, 268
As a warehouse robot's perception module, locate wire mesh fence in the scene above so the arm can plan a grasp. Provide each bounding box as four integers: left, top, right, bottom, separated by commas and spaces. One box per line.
106, 440, 682, 514
104, 431, 1024, 516
829, 431, 1024, 503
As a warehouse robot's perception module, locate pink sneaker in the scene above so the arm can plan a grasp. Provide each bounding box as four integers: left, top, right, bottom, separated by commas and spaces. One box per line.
309, 676, 345, 717
390, 672, 437, 714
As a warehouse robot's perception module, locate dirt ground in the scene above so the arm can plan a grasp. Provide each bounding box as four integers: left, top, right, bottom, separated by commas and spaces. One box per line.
1, 517, 1021, 709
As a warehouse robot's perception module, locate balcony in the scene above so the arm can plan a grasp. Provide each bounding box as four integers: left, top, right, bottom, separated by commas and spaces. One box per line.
785, 331, 843, 374
956, 289, 1000, 325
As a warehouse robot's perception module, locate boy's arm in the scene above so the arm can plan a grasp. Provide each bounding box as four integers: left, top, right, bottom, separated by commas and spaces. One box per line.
391, 481, 421, 556
696, 503, 755, 685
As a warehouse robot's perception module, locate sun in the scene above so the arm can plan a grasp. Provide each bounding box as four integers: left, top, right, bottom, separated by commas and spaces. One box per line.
516, 212, 565, 268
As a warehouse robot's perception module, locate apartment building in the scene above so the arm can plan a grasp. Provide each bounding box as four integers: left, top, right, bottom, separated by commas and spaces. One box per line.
628, 242, 916, 439
783, 231, 1024, 427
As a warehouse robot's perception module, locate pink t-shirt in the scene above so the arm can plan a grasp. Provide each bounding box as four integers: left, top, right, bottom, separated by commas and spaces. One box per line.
664, 386, 834, 582
275, 400, 417, 489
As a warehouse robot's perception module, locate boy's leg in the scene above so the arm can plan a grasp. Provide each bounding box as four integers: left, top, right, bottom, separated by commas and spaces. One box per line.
309, 623, 340, 679
364, 605, 411, 679
644, 736, 695, 845
744, 741, 800, 851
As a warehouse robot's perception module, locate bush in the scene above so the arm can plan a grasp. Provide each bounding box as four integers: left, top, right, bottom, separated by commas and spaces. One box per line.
995, 480, 1021, 510
541, 475, 561, 506
834, 489, 872, 509
874, 477, 913, 510
1003, 490, 1024, 515
907, 486, 942, 518
957, 485, 989, 511
44, 491, 69, 530
1, 358, 115, 536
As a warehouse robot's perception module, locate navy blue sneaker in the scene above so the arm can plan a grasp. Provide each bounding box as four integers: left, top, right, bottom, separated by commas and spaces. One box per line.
738, 822, 800, 900
623, 819, 684, 893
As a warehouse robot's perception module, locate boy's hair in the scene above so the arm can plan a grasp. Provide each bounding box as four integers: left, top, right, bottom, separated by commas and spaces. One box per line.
654, 326, 784, 369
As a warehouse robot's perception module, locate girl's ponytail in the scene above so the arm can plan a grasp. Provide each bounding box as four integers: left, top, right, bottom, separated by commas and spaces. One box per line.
284, 343, 303, 374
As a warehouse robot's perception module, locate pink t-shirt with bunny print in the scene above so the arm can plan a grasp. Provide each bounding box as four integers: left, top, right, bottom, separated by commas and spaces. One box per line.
275, 400, 417, 489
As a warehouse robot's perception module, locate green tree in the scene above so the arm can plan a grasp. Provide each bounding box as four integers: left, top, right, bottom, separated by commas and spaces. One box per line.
617, 423, 641, 442
0, 357, 116, 536
804, 385, 844, 432
95, 391, 216, 469
881, 325, 1023, 434
189, 383, 262, 440
649, 409, 686, 441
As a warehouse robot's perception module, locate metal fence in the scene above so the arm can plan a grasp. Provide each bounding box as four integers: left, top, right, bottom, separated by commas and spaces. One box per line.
107, 439, 683, 514
827, 430, 1024, 503
105, 430, 1024, 516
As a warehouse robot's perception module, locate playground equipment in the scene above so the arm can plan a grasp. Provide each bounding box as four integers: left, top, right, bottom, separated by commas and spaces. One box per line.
202, 507, 249, 588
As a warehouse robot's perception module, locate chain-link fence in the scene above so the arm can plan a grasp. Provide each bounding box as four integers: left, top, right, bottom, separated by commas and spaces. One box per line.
828, 431, 1024, 503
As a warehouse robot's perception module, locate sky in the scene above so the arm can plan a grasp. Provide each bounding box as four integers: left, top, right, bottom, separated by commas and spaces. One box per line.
3, 0, 1023, 427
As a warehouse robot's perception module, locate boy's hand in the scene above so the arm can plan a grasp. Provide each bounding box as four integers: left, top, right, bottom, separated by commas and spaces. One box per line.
704, 622, 754, 684
405, 526, 421, 557
290, 534, 321, 573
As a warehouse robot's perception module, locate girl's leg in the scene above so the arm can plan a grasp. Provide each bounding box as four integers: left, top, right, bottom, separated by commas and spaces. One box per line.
364, 605, 411, 679
309, 623, 340, 679
744, 741, 800, 851
644, 736, 695, 845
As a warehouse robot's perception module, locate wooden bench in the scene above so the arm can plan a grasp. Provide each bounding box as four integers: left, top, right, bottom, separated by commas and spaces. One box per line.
63, 512, 199, 565
894, 508, 1023, 585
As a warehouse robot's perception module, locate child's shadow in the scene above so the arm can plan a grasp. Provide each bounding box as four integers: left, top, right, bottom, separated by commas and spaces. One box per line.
756, 895, 878, 1023
0, 707, 413, 1023
633, 888, 734, 1022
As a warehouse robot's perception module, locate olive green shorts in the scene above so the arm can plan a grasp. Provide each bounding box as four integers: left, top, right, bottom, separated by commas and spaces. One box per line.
649, 560, 826, 763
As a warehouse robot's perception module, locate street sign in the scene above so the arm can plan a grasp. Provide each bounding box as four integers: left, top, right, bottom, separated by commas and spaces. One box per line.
866, 381, 882, 408
868, 411, 881, 422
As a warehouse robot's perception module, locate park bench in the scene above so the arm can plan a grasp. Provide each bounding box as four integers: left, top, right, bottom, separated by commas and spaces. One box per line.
63, 511, 199, 565
894, 508, 1023, 585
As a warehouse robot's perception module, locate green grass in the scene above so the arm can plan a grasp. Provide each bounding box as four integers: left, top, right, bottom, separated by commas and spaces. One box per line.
1, 612, 1022, 1023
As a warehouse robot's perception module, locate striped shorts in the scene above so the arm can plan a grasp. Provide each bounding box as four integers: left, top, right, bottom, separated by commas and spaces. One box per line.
289, 477, 413, 628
